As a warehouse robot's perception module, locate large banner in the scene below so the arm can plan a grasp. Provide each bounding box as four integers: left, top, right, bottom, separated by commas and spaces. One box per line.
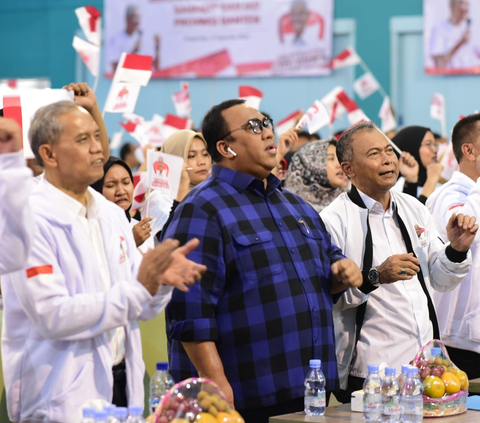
104, 0, 334, 78
424, 0, 480, 74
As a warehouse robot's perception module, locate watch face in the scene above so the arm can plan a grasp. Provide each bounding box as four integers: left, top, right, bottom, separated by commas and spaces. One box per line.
368, 268, 379, 284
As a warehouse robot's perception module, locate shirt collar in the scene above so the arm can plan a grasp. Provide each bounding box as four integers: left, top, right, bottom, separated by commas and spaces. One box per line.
43, 178, 98, 220
357, 188, 395, 216
211, 165, 282, 194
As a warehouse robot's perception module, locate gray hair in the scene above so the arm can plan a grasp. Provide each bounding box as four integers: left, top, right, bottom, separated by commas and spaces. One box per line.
336, 120, 378, 164
29, 101, 81, 166
126, 5, 139, 17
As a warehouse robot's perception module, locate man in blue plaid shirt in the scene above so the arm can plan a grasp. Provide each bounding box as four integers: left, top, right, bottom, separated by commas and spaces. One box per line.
162, 99, 362, 422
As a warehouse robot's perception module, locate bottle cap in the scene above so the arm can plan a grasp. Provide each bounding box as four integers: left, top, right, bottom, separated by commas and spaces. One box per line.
129, 405, 143, 415
407, 367, 419, 376
114, 407, 128, 418
309, 359, 321, 368
94, 410, 108, 419
82, 408, 95, 417
385, 366, 396, 376
368, 364, 379, 373
103, 404, 116, 413
431, 347, 442, 357
156, 362, 169, 371
401, 365, 409, 373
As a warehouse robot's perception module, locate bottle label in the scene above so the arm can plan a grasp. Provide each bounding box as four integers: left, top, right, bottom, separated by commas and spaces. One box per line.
312, 392, 326, 408
383, 404, 402, 415
363, 403, 380, 412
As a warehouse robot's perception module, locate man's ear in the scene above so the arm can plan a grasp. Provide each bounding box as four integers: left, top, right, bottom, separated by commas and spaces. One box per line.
341, 161, 354, 179
216, 140, 235, 159
461, 143, 477, 162
38, 144, 58, 168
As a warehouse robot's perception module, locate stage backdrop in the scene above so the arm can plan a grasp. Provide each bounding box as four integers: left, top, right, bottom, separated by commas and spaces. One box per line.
104, 0, 333, 78
424, 0, 480, 74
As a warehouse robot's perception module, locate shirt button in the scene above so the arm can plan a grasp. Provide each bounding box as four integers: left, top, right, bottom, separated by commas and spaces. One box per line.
314, 339, 319, 344
290, 249, 294, 254
312, 307, 316, 312
302, 277, 306, 282
255, 237, 259, 241
279, 222, 282, 226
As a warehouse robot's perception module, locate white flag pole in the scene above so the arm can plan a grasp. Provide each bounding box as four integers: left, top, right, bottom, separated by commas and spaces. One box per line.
358, 58, 388, 99
441, 107, 448, 139
377, 127, 402, 155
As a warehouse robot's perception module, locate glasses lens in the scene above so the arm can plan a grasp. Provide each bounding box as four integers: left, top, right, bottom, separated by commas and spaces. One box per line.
249, 119, 262, 134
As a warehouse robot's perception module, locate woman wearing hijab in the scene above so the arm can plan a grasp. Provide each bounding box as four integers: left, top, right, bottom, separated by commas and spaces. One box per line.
144, 129, 212, 240
284, 139, 349, 213
92, 156, 154, 252
392, 126, 444, 204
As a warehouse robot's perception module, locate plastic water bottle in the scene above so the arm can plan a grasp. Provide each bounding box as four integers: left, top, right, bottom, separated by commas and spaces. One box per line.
114, 407, 128, 423
398, 365, 410, 390
104, 404, 117, 423
400, 367, 424, 423
149, 362, 175, 414
380, 367, 401, 422
80, 407, 96, 423
304, 359, 326, 416
363, 364, 381, 422
94, 410, 109, 423
127, 406, 146, 423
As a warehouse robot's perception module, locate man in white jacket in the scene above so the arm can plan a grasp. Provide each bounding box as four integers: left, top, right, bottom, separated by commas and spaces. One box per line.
1, 101, 206, 423
426, 113, 480, 379
321, 121, 477, 401
0, 117, 34, 274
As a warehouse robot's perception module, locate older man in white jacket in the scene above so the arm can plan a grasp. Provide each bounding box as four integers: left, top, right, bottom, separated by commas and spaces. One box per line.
1, 101, 206, 423
427, 113, 480, 379
321, 121, 477, 402
0, 117, 34, 274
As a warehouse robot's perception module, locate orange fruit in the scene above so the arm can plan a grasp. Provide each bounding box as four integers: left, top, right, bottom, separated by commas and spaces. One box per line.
441, 372, 461, 395
455, 370, 469, 391
423, 375, 446, 398
229, 410, 245, 423
195, 413, 218, 423
217, 412, 236, 422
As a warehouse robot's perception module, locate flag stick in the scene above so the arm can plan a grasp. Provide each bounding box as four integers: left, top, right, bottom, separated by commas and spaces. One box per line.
359, 59, 388, 99
441, 113, 448, 139
377, 127, 402, 155
145, 188, 152, 217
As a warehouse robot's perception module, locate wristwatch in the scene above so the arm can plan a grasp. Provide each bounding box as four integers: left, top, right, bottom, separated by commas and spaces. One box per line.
367, 267, 380, 287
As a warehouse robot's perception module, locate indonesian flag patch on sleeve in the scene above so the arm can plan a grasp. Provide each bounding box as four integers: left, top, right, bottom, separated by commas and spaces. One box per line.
26, 265, 53, 278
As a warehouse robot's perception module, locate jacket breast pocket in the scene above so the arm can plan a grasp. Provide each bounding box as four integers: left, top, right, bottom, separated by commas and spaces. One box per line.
232, 230, 284, 280
297, 220, 327, 269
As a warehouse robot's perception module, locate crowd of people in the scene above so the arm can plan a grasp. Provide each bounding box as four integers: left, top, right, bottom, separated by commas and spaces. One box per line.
0, 82, 480, 423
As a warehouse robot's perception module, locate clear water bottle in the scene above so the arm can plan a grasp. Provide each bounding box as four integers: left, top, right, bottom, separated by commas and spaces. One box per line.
149, 362, 175, 414
104, 404, 117, 423
114, 407, 128, 423
363, 364, 381, 422
400, 367, 424, 423
380, 367, 401, 423
398, 365, 410, 390
80, 407, 96, 423
127, 406, 146, 423
304, 359, 326, 416
94, 410, 109, 423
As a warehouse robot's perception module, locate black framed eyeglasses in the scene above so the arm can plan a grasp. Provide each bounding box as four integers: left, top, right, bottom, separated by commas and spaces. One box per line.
221, 117, 274, 140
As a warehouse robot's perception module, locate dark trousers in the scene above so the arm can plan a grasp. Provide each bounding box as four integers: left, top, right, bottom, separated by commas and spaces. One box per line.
446, 345, 480, 380
112, 360, 128, 407
334, 375, 365, 404
237, 393, 331, 423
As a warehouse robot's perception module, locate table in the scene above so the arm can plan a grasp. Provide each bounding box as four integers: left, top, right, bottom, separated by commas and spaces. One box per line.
269, 403, 480, 422
469, 378, 480, 394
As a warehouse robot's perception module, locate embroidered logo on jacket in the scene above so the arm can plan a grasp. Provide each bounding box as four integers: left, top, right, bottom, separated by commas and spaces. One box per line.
415, 225, 428, 248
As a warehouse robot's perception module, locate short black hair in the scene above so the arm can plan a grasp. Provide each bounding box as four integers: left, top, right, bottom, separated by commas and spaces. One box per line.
297, 130, 310, 140
201, 99, 245, 163
452, 113, 480, 163
120, 142, 135, 161
310, 133, 321, 141
336, 120, 377, 164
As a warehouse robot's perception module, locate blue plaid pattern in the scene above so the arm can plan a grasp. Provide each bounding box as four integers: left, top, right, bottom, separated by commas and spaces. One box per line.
162, 165, 345, 410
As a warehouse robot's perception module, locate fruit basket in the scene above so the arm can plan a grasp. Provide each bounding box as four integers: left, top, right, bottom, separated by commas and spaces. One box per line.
149, 377, 245, 423
412, 339, 468, 418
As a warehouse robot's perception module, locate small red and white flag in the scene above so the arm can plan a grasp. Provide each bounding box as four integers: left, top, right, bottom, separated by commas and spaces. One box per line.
297, 101, 330, 134
161, 114, 192, 141
1, 89, 74, 159
275, 110, 303, 135
330, 47, 361, 70
75, 6, 101, 46
131, 172, 148, 211
110, 131, 123, 150
171, 81, 191, 118
114, 53, 153, 87
335, 90, 369, 124
104, 82, 141, 114
430, 93, 446, 121
143, 114, 166, 148
119, 118, 150, 147
321, 86, 347, 123
378, 96, 396, 133
72, 36, 100, 77
239, 85, 263, 110
353, 72, 380, 100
